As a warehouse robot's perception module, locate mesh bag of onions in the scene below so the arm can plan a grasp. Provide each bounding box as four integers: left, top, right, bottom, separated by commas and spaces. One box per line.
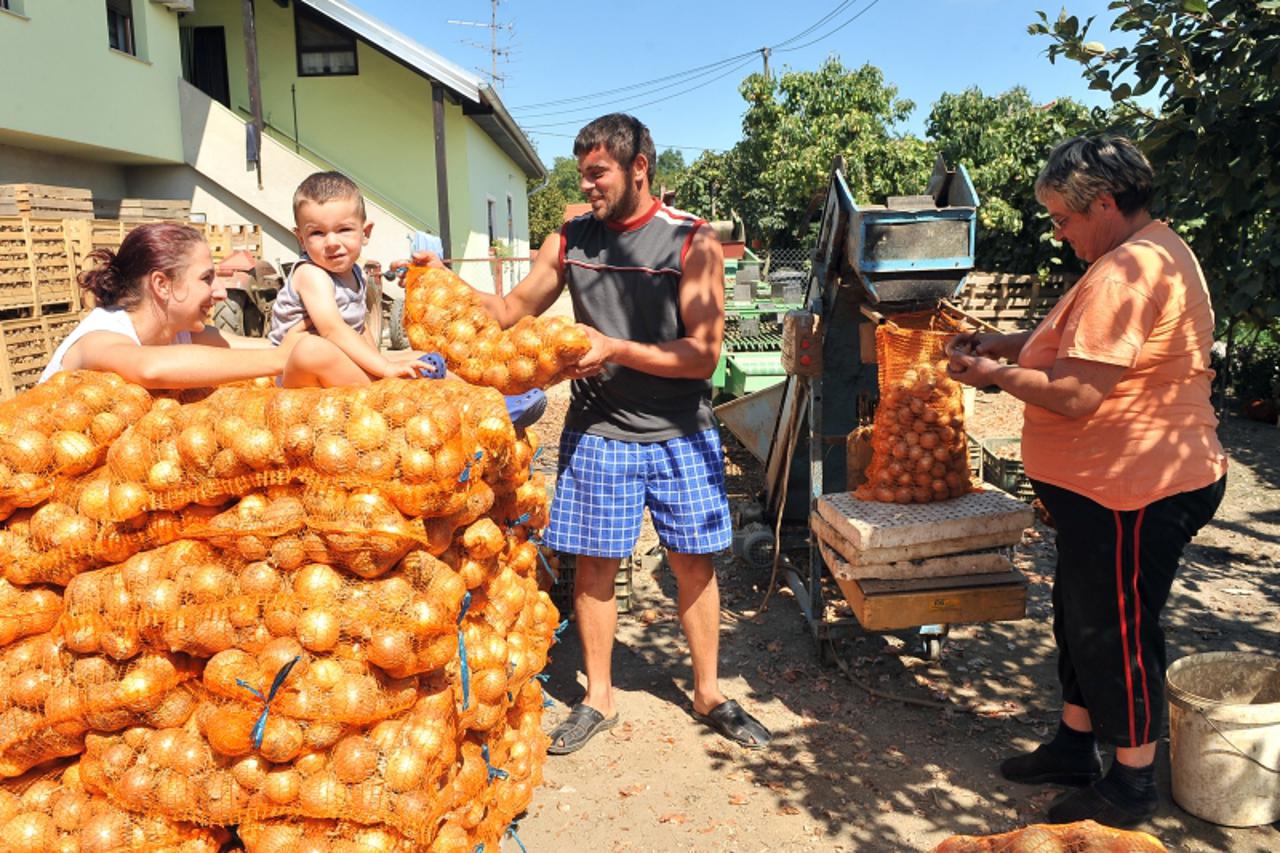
401, 264, 591, 395
0, 759, 226, 853
0, 371, 561, 850
933, 820, 1168, 852
855, 312, 978, 504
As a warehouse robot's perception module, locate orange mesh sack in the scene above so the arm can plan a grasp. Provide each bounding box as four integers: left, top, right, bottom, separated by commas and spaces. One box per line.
0, 760, 226, 853
402, 265, 591, 394
81, 680, 463, 843
0, 579, 62, 649
0, 633, 198, 777
856, 312, 975, 504
0, 372, 156, 522
236, 817, 416, 853
933, 820, 1168, 852
96, 379, 515, 522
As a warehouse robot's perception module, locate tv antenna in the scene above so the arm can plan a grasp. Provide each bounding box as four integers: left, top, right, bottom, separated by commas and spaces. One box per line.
448, 0, 513, 88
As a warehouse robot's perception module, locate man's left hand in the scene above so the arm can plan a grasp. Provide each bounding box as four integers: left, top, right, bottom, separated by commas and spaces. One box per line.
564, 325, 613, 379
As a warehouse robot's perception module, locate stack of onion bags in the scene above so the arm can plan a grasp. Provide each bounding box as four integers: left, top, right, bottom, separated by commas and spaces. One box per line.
0, 370, 558, 851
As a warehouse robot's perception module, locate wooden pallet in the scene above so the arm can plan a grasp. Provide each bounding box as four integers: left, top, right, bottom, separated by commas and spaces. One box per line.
0, 218, 87, 316
0, 312, 85, 398
956, 272, 1075, 330
205, 223, 263, 262
831, 569, 1027, 631
814, 518, 1013, 581
0, 184, 93, 219
93, 198, 192, 221
816, 484, 1033, 557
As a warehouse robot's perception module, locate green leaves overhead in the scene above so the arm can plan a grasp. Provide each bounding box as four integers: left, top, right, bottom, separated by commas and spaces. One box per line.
1033, 0, 1280, 327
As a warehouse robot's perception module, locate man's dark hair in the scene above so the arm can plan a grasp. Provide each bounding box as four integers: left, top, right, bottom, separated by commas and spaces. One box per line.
573, 114, 656, 184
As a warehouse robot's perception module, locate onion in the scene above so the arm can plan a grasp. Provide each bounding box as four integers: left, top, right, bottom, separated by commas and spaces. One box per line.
331, 734, 378, 783
263, 769, 301, 804
2, 812, 56, 853
293, 564, 343, 603
367, 630, 413, 676
330, 674, 379, 722
230, 754, 268, 791
298, 773, 345, 815
382, 747, 426, 792
346, 407, 389, 452
154, 772, 194, 814
312, 435, 356, 475
232, 427, 278, 471
259, 716, 305, 763
51, 430, 98, 474
297, 609, 339, 652
176, 424, 217, 470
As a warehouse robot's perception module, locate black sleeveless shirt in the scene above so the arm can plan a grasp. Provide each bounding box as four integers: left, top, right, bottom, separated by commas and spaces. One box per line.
560, 199, 716, 442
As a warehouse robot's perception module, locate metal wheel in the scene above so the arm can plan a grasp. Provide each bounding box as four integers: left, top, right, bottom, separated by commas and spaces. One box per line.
922, 636, 944, 660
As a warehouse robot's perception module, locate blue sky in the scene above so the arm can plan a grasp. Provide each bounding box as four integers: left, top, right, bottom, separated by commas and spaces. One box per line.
353, 0, 1127, 163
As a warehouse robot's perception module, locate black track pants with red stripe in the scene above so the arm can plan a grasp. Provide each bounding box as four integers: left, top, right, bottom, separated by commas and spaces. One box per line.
1031, 475, 1226, 748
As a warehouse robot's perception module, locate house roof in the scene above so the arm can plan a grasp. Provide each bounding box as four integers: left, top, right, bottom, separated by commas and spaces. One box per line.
299, 0, 545, 180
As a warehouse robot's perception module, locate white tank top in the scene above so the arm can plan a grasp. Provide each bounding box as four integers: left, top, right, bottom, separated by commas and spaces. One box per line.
39, 307, 192, 384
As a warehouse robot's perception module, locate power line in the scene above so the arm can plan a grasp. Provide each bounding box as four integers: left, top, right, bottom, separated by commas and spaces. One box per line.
508, 0, 866, 114
526, 130, 725, 155
518, 56, 759, 130
775, 0, 885, 53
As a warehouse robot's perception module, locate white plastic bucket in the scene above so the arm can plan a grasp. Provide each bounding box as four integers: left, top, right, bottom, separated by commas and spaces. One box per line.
1166, 651, 1280, 826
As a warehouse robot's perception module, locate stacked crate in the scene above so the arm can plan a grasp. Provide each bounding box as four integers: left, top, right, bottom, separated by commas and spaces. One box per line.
0, 183, 94, 219
811, 484, 1033, 631
93, 197, 192, 221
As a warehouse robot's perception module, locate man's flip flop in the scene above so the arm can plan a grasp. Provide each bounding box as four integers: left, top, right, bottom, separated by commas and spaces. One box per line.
414, 353, 447, 379
692, 699, 772, 750
506, 388, 547, 431
546, 703, 618, 755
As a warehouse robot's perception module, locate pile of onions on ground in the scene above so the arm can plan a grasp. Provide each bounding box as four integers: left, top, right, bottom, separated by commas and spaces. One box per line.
857, 360, 975, 504
401, 264, 591, 395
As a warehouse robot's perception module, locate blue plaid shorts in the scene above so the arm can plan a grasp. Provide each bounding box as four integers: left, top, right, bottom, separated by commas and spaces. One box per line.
544, 428, 732, 558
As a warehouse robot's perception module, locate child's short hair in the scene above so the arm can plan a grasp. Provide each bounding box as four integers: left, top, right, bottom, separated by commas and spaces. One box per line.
293, 171, 366, 221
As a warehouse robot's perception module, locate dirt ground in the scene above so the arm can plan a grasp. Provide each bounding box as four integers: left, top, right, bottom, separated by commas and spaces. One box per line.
515, 385, 1279, 852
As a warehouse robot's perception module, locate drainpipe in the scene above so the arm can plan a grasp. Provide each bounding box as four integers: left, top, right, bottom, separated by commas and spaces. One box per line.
432, 83, 453, 263
242, 0, 266, 189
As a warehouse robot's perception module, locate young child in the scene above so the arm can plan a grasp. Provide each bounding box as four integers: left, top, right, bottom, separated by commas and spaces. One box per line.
270, 172, 545, 427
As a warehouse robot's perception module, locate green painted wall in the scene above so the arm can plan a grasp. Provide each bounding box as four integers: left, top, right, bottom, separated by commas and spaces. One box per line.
184, 1, 441, 237
180, 1, 533, 264
0, 1, 184, 162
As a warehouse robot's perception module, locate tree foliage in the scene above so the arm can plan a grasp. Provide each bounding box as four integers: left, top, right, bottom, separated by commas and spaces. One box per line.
677, 59, 935, 247
1031, 0, 1280, 326
527, 157, 581, 248
927, 87, 1096, 274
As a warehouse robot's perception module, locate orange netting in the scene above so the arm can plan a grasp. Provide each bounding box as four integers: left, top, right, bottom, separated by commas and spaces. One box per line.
855, 311, 978, 504
401, 265, 591, 395
0, 760, 226, 853
934, 820, 1168, 851
0, 371, 559, 850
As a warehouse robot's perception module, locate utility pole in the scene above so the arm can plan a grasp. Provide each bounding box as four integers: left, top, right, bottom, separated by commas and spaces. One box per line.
760, 46, 771, 80
448, 0, 513, 88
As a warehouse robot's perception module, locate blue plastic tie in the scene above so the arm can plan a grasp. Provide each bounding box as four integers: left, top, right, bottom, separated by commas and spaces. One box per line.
459, 450, 484, 483
542, 697, 555, 709
534, 672, 549, 683
529, 445, 545, 476
236, 655, 300, 749
536, 548, 558, 584
473, 846, 484, 853
507, 511, 531, 530
507, 823, 529, 853
481, 744, 509, 783
457, 591, 473, 710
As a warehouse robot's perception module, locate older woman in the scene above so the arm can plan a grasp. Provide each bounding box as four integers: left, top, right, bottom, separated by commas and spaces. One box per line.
947, 135, 1227, 828
42, 222, 332, 388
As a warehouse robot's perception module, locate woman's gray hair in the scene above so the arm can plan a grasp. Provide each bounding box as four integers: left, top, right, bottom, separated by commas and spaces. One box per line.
1035, 135, 1154, 215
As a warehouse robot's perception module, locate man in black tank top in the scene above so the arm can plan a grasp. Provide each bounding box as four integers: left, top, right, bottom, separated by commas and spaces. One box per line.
469, 114, 772, 754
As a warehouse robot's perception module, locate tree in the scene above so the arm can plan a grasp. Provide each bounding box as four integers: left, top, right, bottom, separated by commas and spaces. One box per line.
527, 156, 582, 248
678, 59, 935, 247
1030, 1, 1280, 327
927, 87, 1095, 273
654, 148, 687, 197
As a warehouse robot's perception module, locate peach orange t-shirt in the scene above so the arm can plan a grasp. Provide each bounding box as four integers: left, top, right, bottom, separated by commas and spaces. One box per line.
1017, 221, 1227, 510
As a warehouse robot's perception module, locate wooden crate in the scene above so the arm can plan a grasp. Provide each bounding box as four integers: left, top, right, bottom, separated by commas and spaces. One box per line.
814, 518, 1013, 581
0, 218, 86, 316
0, 184, 93, 219
957, 272, 1075, 330
93, 198, 192, 222
0, 312, 85, 399
206, 224, 263, 262
831, 569, 1027, 631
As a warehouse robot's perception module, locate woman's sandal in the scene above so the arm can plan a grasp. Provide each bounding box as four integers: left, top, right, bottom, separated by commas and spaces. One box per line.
546, 704, 619, 755
692, 699, 772, 750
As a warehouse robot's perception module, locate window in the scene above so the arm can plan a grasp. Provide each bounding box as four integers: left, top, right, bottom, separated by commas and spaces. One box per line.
506, 195, 514, 245
106, 0, 135, 55
487, 198, 497, 246
295, 5, 357, 77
